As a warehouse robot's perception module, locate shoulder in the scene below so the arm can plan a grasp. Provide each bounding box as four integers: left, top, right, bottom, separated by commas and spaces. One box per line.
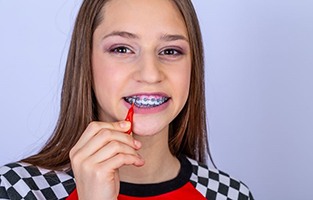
0, 162, 75, 199
187, 157, 254, 200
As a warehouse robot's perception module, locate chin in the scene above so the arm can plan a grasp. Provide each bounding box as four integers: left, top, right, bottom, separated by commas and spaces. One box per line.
132, 123, 168, 137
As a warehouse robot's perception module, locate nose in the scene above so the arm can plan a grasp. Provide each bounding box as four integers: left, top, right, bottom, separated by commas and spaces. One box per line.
133, 53, 165, 84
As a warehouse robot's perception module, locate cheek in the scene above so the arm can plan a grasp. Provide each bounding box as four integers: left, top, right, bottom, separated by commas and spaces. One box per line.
93, 66, 117, 86
175, 64, 191, 97
92, 57, 125, 104
93, 66, 113, 93
181, 73, 191, 102
92, 52, 124, 89
167, 64, 191, 110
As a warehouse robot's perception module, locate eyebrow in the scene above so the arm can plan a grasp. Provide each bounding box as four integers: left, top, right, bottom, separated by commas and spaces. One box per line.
160, 34, 189, 42
102, 31, 188, 43
102, 31, 139, 40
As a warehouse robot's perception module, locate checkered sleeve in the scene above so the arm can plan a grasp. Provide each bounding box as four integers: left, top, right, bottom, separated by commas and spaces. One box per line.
0, 162, 76, 200
0, 175, 10, 199
188, 158, 254, 200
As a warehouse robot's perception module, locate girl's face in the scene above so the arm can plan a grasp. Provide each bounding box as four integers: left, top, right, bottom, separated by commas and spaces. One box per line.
92, 0, 191, 136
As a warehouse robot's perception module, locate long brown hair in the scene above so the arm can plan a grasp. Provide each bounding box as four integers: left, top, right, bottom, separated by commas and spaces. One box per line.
22, 0, 211, 170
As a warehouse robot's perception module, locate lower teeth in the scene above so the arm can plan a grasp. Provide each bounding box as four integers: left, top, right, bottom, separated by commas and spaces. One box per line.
134, 102, 164, 108
136, 104, 157, 108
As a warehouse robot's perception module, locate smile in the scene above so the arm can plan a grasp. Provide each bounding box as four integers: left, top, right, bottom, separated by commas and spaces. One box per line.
124, 95, 170, 108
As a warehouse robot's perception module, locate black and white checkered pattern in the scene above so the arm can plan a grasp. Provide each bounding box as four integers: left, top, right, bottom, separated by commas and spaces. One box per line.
0, 162, 75, 200
188, 158, 253, 200
1, 158, 253, 200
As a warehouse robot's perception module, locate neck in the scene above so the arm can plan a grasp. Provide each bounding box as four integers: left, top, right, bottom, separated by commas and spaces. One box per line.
119, 130, 180, 184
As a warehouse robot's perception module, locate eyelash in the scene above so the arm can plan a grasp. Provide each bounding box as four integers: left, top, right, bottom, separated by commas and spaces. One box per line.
109, 46, 133, 54
159, 48, 183, 56
108, 46, 184, 57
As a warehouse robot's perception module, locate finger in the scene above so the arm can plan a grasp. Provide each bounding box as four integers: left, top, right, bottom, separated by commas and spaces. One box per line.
73, 128, 141, 161
99, 154, 145, 174
71, 121, 131, 155
87, 140, 141, 164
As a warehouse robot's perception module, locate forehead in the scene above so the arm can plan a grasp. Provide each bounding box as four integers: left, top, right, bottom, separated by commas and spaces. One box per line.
97, 0, 188, 37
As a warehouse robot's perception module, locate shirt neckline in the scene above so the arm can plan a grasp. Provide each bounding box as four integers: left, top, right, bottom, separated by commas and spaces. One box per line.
119, 155, 192, 197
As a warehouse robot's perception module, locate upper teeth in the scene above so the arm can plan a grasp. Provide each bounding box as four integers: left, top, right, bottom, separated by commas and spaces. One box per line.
125, 96, 169, 107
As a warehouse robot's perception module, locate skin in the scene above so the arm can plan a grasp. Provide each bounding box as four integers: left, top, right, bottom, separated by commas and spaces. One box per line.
69, 0, 191, 199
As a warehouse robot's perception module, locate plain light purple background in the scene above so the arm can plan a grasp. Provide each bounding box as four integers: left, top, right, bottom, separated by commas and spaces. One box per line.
1, 1, 313, 199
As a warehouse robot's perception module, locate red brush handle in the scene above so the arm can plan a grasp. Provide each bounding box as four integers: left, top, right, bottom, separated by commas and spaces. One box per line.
124, 102, 135, 134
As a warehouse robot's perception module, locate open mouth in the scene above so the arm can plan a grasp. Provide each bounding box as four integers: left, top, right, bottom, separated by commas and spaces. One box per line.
124, 95, 170, 108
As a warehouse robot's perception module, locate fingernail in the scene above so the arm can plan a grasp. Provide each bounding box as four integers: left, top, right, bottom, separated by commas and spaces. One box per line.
119, 121, 130, 129
134, 140, 141, 148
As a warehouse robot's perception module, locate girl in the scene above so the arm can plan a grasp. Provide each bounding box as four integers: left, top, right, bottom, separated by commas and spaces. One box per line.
0, 0, 253, 199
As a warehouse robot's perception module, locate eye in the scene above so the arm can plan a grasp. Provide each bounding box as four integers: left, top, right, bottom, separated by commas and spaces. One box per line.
109, 46, 133, 54
159, 48, 183, 56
